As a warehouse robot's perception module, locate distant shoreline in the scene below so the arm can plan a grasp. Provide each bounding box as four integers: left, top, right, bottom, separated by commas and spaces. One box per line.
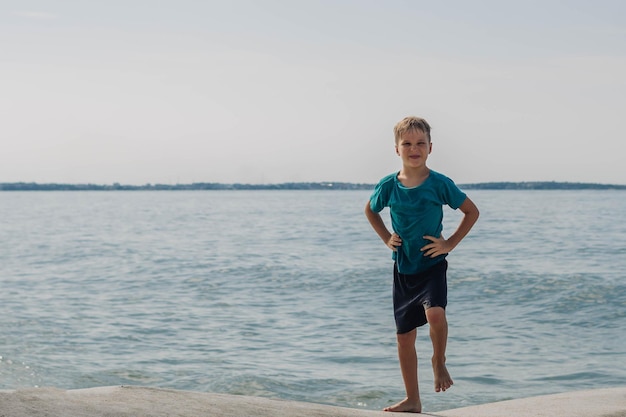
1, 181, 625, 191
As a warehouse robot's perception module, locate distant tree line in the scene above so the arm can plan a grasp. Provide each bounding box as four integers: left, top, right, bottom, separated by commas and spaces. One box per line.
0, 182, 375, 191
1, 181, 625, 191
459, 181, 626, 190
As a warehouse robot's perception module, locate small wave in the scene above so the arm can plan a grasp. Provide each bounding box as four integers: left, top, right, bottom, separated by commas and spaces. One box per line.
455, 375, 507, 386
532, 371, 607, 382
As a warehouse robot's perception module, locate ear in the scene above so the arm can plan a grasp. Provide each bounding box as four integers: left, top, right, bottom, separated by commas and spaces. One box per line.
395, 145, 400, 156
428, 142, 433, 154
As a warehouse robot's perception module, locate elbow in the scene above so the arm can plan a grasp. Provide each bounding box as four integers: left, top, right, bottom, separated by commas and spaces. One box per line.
463, 198, 480, 222
470, 206, 480, 223
471, 207, 480, 226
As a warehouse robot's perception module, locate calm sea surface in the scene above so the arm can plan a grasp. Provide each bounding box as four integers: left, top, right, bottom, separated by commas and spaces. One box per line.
1, 190, 625, 411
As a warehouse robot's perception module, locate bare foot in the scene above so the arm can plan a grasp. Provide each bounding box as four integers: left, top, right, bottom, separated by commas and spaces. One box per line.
383, 397, 422, 413
432, 360, 453, 392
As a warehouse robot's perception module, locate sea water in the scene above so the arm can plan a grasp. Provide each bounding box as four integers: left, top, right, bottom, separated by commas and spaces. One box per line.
0, 190, 624, 411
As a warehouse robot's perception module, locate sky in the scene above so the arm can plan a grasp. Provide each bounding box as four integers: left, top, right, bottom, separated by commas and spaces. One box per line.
2, 0, 625, 185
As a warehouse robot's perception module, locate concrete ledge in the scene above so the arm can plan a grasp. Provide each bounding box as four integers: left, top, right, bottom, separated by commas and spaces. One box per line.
0, 385, 624, 416
437, 387, 626, 417
0, 386, 386, 417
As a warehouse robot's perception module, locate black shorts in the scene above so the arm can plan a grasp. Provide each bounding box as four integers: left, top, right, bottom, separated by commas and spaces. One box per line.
393, 260, 448, 334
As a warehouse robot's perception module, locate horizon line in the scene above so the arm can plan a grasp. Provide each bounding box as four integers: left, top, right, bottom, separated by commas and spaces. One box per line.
1, 180, 626, 191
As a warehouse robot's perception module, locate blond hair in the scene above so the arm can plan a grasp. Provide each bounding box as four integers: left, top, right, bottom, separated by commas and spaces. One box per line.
393, 116, 432, 144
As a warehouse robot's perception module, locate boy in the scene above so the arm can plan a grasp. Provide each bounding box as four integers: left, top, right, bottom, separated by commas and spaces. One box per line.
365, 116, 479, 413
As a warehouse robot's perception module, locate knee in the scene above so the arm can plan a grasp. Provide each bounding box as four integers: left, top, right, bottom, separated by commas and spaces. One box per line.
396, 330, 416, 347
426, 307, 447, 326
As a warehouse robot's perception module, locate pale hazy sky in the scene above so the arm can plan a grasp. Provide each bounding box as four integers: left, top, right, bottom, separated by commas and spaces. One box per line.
2, 0, 625, 185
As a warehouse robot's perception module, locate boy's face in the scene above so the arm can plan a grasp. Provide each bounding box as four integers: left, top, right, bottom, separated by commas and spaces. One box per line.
395, 129, 432, 169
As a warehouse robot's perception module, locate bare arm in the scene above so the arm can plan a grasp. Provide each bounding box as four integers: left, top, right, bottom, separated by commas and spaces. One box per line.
421, 196, 480, 258
364, 201, 402, 251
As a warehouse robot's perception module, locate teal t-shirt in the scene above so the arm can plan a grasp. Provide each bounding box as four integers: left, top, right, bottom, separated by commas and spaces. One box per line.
369, 170, 467, 274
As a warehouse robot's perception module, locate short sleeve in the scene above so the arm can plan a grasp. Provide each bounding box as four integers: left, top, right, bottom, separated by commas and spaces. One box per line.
369, 174, 394, 213
439, 175, 467, 209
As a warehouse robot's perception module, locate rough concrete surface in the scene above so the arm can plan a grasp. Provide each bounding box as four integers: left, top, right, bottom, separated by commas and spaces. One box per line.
0, 385, 624, 417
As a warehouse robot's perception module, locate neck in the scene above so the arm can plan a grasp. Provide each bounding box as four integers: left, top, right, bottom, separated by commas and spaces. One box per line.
398, 166, 430, 188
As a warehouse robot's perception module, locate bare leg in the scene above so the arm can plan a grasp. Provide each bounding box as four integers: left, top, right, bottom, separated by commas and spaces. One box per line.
384, 329, 422, 413
426, 307, 453, 392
